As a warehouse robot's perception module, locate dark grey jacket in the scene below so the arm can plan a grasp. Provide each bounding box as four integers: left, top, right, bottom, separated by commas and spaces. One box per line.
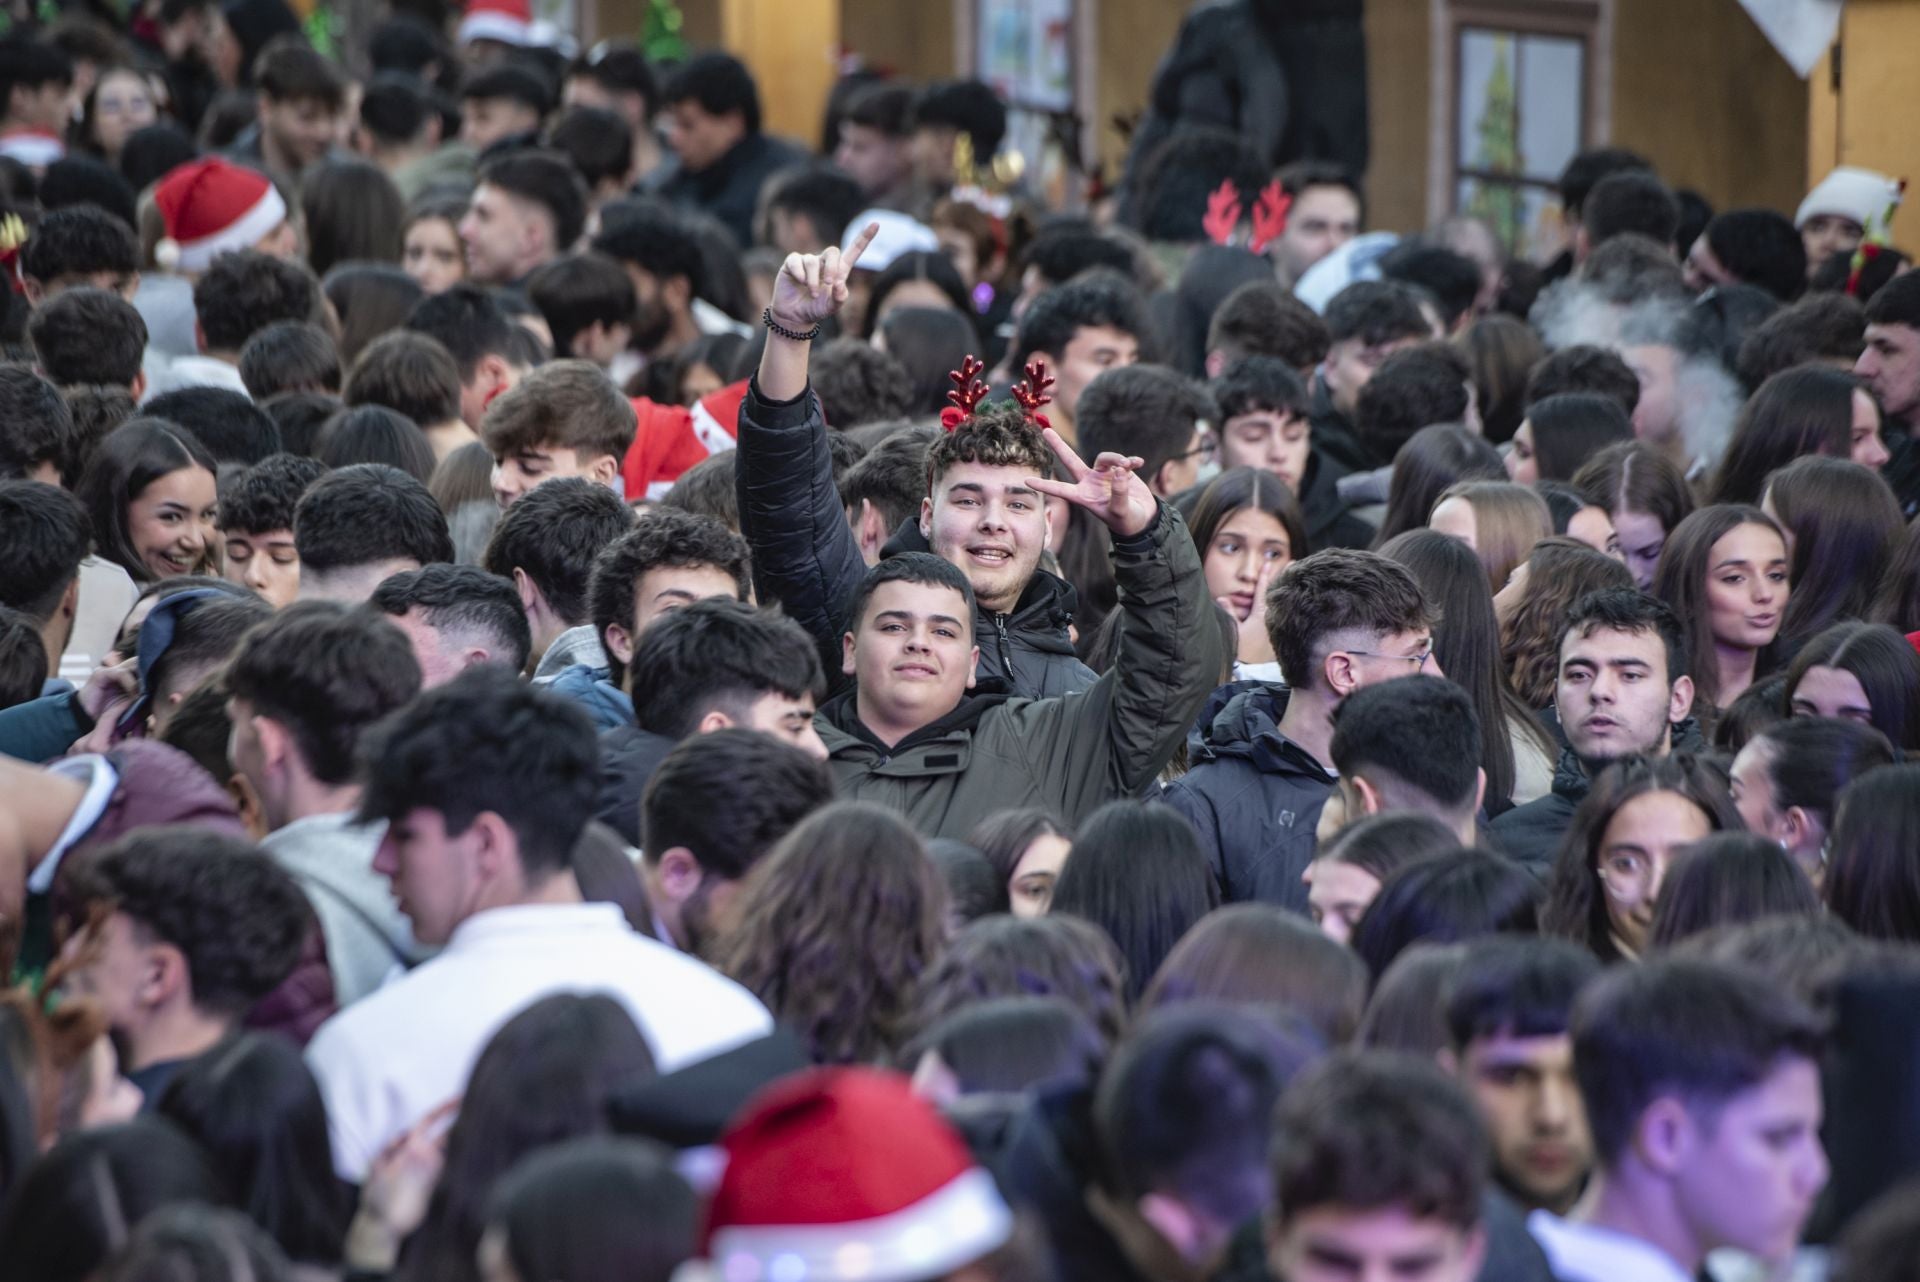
735, 380, 1096, 699
1159, 682, 1336, 909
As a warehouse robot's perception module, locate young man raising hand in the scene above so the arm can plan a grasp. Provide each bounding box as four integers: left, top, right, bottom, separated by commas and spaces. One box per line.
744, 226, 1221, 837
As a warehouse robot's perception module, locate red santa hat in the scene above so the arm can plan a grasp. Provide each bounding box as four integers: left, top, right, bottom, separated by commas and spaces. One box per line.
460, 0, 535, 45
152, 158, 287, 274
685, 1068, 1014, 1282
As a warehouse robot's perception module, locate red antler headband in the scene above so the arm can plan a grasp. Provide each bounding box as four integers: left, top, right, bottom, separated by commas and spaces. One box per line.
1012, 361, 1055, 431
941, 355, 989, 430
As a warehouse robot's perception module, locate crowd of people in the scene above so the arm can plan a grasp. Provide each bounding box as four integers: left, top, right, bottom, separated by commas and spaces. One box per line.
2, 2, 1920, 1281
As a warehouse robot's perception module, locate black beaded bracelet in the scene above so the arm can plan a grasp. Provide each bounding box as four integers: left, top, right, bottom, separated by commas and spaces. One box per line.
762, 307, 822, 343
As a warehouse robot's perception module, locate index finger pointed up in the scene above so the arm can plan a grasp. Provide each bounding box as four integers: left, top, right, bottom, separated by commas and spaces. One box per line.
841, 221, 882, 273
1040, 426, 1091, 480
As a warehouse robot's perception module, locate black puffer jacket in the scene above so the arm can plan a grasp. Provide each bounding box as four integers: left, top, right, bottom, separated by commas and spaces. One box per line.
735, 378, 1096, 699
1160, 682, 1336, 909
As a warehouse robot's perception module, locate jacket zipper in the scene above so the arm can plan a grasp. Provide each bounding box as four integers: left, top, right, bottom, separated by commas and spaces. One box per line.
993, 612, 1016, 682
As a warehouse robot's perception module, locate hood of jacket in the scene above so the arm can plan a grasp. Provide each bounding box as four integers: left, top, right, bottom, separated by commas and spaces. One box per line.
817, 679, 1012, 768
547, 663, 634, 732
1553, 716, 1710, 803
880, 518, 1081, 658
1188, 681, 1331, 780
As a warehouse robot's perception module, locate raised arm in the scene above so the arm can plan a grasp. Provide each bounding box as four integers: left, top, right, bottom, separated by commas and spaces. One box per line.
734, 225, 881, 673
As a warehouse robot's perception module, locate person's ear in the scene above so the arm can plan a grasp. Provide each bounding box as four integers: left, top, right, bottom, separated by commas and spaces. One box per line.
656, 847, 703, 906
21, 275, 43, 306
695, 708, 738, 735
469, 810, 518, 884
1636, 1096, 1696, 1176
1351, 774, 1385, 818
918, 495, 934, 540
1150, 461, 1175, 499
665, 273, 692, 314
253, 714, 293, 772
145, 942, 189, 1008
226, 771, 268, 841
1204, 350, 1226, 379
588, 453, 620, 487
842, 630, 858, 677
1781, 805, 1816, 850
194, 320, 209, 354
1574, 225, 1592, 264
1668, 674, 1696, 725
511, 566, 542, 615
1325, 650, 1357, 698
130, 369, 147, 401
966, 645, 980, 690
58, 576, 79, 624
1138, 1193, 1203, 1258
1474, 767, 1487, 814
604, 622, 634, 671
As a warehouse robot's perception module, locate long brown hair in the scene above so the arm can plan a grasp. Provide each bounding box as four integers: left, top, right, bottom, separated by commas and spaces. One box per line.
1500, 537, 1636, 708
714, 802, 948, 1065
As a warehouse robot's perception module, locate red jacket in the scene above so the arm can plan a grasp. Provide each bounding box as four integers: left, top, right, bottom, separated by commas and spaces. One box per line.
621, 381, 746, 501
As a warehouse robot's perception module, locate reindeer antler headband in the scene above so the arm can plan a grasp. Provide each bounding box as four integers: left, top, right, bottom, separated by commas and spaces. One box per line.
939, 357, 1056, 432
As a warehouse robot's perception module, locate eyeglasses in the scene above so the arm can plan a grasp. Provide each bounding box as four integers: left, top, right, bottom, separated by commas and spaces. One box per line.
1343, 644, 1434, 673
1174, 435, 1219, 463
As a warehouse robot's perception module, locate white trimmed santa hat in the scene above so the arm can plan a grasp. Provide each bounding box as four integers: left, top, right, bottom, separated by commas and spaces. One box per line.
1797, 167, 1901, 231
684, 1068, 1014, 1282
152, 158, 287, 274
461, 0, 533, 45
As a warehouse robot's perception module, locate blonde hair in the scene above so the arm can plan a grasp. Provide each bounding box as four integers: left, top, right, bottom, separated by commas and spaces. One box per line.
1433, 480, 1551, 594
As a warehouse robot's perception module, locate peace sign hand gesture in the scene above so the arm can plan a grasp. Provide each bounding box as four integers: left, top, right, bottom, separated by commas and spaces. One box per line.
768, 221, 880, 332
1025, 428, 1159, 540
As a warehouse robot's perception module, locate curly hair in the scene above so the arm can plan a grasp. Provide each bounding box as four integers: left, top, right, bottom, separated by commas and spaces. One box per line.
713, 802, 947, 1065
1499, 537, 1635, 709
926, 400, 1052, 495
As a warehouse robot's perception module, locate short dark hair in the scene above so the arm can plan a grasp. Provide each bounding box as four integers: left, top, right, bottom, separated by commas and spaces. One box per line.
405, 284, 519, 382
841, 81, 914, 136
1077, 365, 1216, 487
254, 37, 345, 109
1271, 1051, 1488, 1229
1583, 170, 1680, 249
0, 605, 45, 709
571, 40, 656, 105
461, 62, 553, 114
193, 251, 320, 354
238, 321, 341, 399
217, 452, 328, 536
1350, 851, 1542, 982
29, 287, 145, 387
1095, 1006, 1310, 1229
1356, 342, 1472, 464
225, 601, 422, 783
526, 252, 637, 360
1016, 270, 1147, 361
39, 155, 139, 232
0, 32, 72, 100
587, 508, 750, 689
628, 598, 823, 739
62, 385, 138, 481
1737, 294, 1866, 389
1705, 209, 1807, 302
294, 463, 453, 574
1379, 242, 1483, 331
261, 391, 342, 458
359, 667, 600, 875
838, 426, 936, 535
144, 594, 274, 708
545, 105, 634, 190
322, 406, 424, 478
1207, 284, 1330, 371
910, 79, 1006, 158
1324, 279, 1432, 348
661, 52, 761, 135
1445, 936, 1600, 1051
18, 204, 137, 287
1864, 270, 1920, 331
1524, 392, 1634, 481
141, 387, 283, 466
0, 365, 74, 482
1266, 550, 1434, 695
369, 563, 533, 675
0, 480, 90, 621
478, 149, 588, 254
765, 165, 865, 247
1648, 833, 1820, 948
72, 826, 310, 1016
1278, 159, 1366, 218
358, 72, 433, 147
1572, 959, 1824, 1166
346, 330, 463, 427
1330, 675, 1481, 810
1561, 587, 1689, 686
1210, 355, 1309, 423
1558, 147, 1652, 219
1526, 344, 1641, 416
1022, 228, 1135, 288
811, 339, 914, 429
481, 360, 637, 462
659, 451, 739, 529
482, 477, 634, 624
591, 198, 704, 297
641, 729, 835, 873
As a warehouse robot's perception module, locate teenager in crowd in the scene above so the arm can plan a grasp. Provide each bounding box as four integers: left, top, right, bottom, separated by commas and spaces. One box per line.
1783, 620, 1920, 752
1730, 716, 1896, 888
1572, 442, 1696, 589
1763, 456, 1904, 650
1650, 505, 1789, 713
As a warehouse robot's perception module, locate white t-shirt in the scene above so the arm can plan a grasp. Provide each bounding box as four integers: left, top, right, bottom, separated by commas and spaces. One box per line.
306, 901, 771, 1181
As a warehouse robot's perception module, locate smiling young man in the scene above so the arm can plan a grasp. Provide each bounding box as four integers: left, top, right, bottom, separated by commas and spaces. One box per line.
1445, 937, 1601, 1217
737, 228, 1217, 838
1492, 589, 1697, 873
1533, 960, 1828, 1282
738, 228, 1100, 700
